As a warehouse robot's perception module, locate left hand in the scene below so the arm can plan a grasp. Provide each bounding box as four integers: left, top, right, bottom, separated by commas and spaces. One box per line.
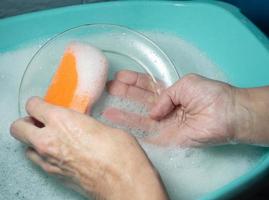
103, 70, 237, 147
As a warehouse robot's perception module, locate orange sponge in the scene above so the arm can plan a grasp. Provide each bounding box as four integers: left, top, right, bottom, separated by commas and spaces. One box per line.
44, 42, 108, 113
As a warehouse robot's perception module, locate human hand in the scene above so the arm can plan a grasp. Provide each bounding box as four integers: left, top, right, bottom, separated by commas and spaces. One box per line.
104, 71, 239, 147
10, 97, 168, 200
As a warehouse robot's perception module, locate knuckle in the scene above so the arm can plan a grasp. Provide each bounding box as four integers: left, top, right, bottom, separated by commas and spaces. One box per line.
36, 146, 47, 156
35, 139, 49, 156
46, 143, 59, 157
166, 86, 176, 96
164, 85, 177, 102
45, 109, 57, 120
115, 70, 124, 79
42, 164, 51, 172
46, 108, 65, 122
174, 73, 202, 95
10, 119, 22, 136
25, 96, 39, 112
10, 120, 17, 132
10, 121, 18, 136
36, 136, 58, 156
181, 73, 200, 83
36, 144, 47, 156
125, 85, 132, 98
43, 164, 57, 174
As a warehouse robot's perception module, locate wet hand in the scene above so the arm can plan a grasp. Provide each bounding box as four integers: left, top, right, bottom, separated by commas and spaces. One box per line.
10, 97, 168, 200
104, 71, 237, 147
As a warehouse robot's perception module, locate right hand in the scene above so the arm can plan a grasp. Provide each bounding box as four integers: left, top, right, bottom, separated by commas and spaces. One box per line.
104, 71, 253, 147
10, 97, 168, 200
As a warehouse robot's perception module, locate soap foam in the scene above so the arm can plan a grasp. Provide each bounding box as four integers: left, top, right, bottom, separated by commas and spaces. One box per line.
91, 92, 151, 138
91, 93, 264, 200
69, 42, 109, 104
0, 32, 265, 200
143, 31, 228, 81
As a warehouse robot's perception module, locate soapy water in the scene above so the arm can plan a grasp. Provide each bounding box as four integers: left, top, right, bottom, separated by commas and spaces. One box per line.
92, 92, 152, 138
91, 93, 263, 200
0, 32, 266, 200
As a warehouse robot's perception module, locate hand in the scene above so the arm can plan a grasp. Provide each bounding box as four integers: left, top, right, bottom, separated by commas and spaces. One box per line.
10, 97, 168, 200
104, 71, 238, 147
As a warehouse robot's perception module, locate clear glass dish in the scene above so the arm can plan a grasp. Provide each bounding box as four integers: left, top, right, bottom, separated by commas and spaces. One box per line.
19, 24, 179, 116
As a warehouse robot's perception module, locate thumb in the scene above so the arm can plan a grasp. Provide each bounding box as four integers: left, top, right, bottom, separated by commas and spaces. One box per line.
149, 82, 182, 120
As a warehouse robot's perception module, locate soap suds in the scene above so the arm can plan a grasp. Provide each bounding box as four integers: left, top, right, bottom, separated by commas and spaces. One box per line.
0, 32, 265, 200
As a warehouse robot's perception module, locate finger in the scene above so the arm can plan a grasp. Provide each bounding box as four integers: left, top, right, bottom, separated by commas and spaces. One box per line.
115, 70, 164, 93
25, 96, 52, 124
103, 107, 156, 132
149, 88, 177, 120
10, 117, 40, 145
107, 80, 156, 108
26, 148, 63, 175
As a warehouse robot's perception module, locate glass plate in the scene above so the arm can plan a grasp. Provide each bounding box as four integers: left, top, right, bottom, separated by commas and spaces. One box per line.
19, 24, 179, 116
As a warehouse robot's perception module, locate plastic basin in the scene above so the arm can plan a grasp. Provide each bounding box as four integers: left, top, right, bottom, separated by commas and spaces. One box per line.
0, 1, 269, 199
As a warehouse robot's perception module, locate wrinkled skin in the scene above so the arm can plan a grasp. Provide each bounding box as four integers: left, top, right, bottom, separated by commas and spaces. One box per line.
10, 97, 168, 200
10, 70, 269, 199
104, 71, 239, 147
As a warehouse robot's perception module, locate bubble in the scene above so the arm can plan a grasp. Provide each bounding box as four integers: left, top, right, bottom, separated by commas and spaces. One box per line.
0, 32, 265, 200
91, 92, 264, 200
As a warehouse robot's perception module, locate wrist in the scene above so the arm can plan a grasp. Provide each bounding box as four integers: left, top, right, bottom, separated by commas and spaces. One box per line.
131, 163, 168, 200
231, 87, 254, 144
232, 86, 269, 145
91, 143, 168, 200
109, 158, 168, 200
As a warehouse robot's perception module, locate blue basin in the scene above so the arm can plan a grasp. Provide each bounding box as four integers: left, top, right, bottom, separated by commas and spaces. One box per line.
0, 1, 269, 199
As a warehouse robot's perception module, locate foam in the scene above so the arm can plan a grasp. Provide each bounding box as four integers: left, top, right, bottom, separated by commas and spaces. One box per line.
91, 92, 151, 138
143, 31, 228, 81
0, 32, 265, 200
91, 93, 264, 200
69, 42, 109, 105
